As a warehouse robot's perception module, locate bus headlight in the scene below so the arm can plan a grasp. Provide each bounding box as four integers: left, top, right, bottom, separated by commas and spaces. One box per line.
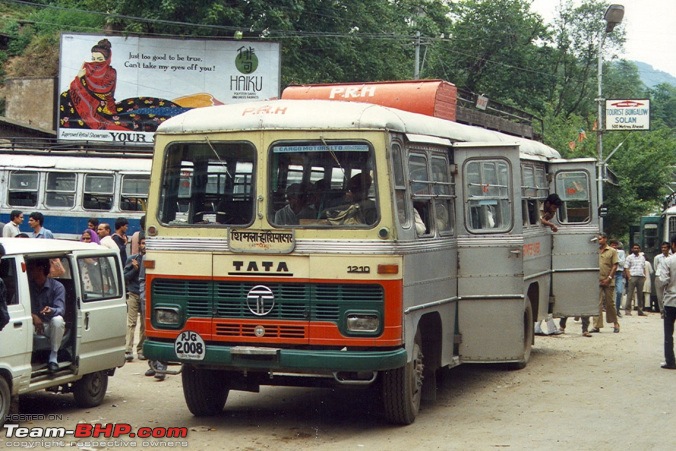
155, 308, 180, 325
346, 314, 379, 333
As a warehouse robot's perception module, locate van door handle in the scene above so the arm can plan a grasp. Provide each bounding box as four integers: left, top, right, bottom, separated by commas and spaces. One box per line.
14, 322, 22, 328
84, 312, 90, 330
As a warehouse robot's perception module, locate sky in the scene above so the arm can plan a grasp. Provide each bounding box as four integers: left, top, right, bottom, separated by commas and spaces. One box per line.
530, 0, 676, 77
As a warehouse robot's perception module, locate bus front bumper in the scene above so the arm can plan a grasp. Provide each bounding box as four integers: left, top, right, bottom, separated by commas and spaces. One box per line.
143, 340, 407, 372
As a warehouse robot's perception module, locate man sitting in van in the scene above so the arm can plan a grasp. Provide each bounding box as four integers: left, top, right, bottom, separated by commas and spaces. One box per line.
28, 258, 66, 373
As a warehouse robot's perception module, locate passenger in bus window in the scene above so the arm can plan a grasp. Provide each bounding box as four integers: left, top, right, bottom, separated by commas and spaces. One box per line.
540, 194, 563, 232
3, 210, 24, 237
274, 183, 316, 226
28, 212, 54, 239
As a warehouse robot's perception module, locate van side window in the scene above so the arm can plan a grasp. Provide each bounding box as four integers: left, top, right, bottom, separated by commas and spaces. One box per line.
521, 163, 548, 226
78, 255, 122, 301
0, 257, 18, 305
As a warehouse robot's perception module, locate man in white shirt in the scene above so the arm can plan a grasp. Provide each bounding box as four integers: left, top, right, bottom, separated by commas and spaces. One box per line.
97, 223, 118, 252
654, 241, 671, 318
657, 235, 676, 369
2, 210, 23, 237
624, 244, 647, 316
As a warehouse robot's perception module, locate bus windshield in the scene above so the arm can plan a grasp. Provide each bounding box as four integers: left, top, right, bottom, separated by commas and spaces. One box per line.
268, 141, 377, 228
158, 141, 255, 226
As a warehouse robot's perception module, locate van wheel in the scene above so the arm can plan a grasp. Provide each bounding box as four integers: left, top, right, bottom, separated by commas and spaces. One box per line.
73, 371, 109, 407
0, 377, 10, 427
382, 330, 423, 425
182, 365, 229, 417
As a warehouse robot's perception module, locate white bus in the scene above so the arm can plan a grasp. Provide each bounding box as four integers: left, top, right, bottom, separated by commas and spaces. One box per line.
142, 98, 599, 424
0, 153, 151, 239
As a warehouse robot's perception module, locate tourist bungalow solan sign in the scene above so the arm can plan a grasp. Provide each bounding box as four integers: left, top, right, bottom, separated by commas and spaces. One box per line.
605, 99, 650, 131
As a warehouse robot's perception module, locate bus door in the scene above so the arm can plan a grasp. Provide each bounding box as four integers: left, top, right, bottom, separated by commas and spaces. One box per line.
549, 159, 599, 317
453, 143, 526, 362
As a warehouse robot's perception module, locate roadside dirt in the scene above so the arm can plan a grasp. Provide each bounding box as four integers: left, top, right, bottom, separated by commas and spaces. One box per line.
7, 312, 675, 450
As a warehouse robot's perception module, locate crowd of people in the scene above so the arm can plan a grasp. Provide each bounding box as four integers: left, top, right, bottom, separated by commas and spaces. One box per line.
1, 210, 166, 380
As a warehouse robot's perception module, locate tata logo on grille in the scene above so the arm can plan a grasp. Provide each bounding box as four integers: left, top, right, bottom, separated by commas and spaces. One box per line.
246, 285, 275, 316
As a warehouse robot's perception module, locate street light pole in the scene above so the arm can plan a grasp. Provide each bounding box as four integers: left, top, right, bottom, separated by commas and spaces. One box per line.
596, 4, 624, 232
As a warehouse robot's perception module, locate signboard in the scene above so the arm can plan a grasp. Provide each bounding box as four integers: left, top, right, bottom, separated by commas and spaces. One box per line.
57, 34, 280, 145
605, 99, 650, 131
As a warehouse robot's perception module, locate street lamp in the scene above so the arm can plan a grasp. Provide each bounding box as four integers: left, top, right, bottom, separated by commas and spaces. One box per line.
597, 4, 624, 231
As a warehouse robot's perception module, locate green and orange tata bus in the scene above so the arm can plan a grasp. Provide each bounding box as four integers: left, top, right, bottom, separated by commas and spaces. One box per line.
142, 94, 599, 424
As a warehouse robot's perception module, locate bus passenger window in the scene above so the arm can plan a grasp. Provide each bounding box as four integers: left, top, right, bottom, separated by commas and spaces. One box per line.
465, 160, 511, 233
8, 171, 39, 207
84, 174, 114, 210
45, 172, 76, 208
121, 175, 149, 212
555, 171, 590, 224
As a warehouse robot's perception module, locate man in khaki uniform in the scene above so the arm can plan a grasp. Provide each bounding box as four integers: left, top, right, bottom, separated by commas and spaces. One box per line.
592, 233, 621, 333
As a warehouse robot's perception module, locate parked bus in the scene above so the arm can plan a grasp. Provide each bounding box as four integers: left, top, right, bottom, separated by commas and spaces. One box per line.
0, 153, 151, 240
142, 97, 599, 424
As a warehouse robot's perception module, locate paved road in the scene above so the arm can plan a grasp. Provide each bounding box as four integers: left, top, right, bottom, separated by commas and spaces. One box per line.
5, 312, 674, 450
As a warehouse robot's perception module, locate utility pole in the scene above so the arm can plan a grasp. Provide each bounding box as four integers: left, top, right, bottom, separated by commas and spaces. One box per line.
414, 32, 420, 80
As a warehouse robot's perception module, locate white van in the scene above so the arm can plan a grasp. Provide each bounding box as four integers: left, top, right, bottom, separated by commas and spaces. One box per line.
0, 238, 127, 426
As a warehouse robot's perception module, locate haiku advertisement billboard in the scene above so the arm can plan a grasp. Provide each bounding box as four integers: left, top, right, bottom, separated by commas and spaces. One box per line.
58, 34, 281, 145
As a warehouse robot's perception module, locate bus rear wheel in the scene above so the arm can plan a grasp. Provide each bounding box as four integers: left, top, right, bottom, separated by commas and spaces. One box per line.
507, 300, 533, 370
182, 365, 229, 416
382, 330, 423, 425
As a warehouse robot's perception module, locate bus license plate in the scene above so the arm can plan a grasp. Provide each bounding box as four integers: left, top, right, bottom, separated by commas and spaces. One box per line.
174, 331, 206, 361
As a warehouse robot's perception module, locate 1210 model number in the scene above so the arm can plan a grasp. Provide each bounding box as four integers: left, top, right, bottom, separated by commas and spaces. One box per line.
347, 266, 370, 273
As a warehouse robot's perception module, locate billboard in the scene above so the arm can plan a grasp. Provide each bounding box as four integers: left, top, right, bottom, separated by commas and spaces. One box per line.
58, 34, 281, 145
605, 99, 650, 131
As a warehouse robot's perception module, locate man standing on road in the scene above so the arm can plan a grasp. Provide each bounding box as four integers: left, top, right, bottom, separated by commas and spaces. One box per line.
28, 212, 54, 239
658, 234, 676, 370
3, 210, 23, 237
624, 244, 647, 316
654, 241, 671, 318
591, 233, 620, 334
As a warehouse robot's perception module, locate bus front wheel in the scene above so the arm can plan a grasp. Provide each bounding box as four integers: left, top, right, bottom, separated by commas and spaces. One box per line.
182, 365, 229, 417
381, 330, 423, 425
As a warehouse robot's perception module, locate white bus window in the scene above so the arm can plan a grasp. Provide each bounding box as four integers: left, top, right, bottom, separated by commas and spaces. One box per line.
409, 153, 431, 236
431, 156, 454, 234
159, 142, 255, 226
121, 175, 149, 212
555, 171, 591, 224
465, 160, 511, 232
521, 163, 548, 226
45, 172, 76, 208
84, 174, 114, 210
391, 142, 408, 226
269, 141, 376, 227
8, 171, 38, 207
